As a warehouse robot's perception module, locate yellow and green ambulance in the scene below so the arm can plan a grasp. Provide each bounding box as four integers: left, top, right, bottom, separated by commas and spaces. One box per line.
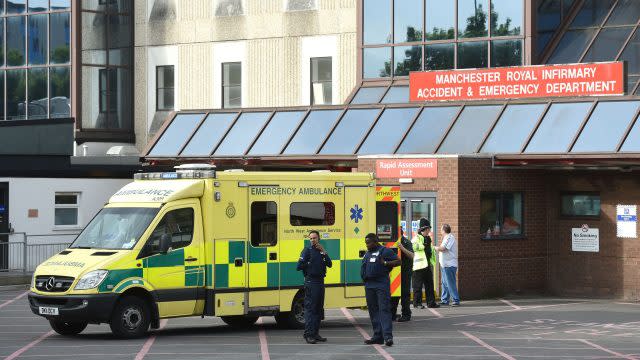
28, 165, 401, 338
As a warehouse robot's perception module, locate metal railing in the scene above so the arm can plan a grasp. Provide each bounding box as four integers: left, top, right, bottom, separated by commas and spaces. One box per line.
0, 232, 74, 273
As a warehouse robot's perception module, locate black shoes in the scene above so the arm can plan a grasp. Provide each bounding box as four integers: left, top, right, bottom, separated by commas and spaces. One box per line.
385, 339, 394, 347
364, 338, 384, 345
397, 316, 411, 322
427, 303, 441, 308
304, 334, 327, 344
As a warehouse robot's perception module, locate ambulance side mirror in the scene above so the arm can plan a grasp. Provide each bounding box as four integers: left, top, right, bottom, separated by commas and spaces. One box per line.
158, 234, 171, 254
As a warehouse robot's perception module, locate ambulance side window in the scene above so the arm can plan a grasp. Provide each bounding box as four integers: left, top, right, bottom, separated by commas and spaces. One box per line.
251, 201, 277, 247
141, 208, 194, 256
290, 202, 335, 226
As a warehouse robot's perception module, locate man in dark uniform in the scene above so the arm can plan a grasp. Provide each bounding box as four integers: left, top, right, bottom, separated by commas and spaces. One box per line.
297, 230, 332, 344
361, 233, 401, 347
391, 228, 413, 322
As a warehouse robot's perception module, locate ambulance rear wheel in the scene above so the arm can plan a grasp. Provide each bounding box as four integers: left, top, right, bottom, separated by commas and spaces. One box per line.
49, 319, 87, 336
220, 315, 259, 328
275, 294, 305, 329
109, 296, 151, 339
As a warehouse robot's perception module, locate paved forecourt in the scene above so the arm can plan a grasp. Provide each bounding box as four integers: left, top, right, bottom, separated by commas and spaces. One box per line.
1, 286, 640, 359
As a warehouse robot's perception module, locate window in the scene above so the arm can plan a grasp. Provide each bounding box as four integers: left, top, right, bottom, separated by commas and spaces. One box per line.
251, 201, 277, 247
156, 65, 174, 111
222, 62, 241, 109
286, 0, 316, 11
54, 193, 79, 227
290, 202, 335, 226
361, 0, 525, 78
80, 2, 132, 130
142, 208, 195, 257
481, 192, 523, 239
99, 68, 117, 113
561, 193, 600, 217
311, 57, 332, 105
215, 0, 244, 16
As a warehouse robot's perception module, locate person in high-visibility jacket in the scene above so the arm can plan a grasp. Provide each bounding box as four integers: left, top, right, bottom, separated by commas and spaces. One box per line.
411, 218, 439, 309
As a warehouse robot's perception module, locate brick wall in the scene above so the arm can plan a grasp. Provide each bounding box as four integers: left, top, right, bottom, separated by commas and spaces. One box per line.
457, 158, 547, 298
358, 156, 547, 299
546, 172, 640, 300
358, 157, 640, 300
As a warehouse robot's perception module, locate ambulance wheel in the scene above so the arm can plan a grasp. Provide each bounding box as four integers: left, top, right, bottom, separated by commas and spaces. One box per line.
109, 296, 151, 339
275, 294, 305, 329
49, 319, 87, 336
220, 315, 259, 328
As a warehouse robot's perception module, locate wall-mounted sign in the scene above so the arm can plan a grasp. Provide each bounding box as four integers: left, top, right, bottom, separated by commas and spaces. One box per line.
572, 224, 599, 252
410, 62, 624, 102
617, 205, 637, 238
376, 159, 437, 179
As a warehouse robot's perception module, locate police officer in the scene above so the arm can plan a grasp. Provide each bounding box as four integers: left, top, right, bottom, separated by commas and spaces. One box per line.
296, 230, 332, 344
391, 228, 413, 322
361, 233, 400, 347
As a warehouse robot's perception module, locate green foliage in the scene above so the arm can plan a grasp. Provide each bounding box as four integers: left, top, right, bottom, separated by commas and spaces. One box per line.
50, 45, 70, 64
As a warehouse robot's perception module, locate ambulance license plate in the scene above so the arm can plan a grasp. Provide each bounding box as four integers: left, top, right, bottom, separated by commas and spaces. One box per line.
39, 306, 59, 316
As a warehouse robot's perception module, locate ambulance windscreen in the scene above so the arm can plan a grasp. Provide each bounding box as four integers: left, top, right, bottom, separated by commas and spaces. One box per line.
70, 207, 159, 250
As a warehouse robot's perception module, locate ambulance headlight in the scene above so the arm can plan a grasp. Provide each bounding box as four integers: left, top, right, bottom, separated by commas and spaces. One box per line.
74, 270, 109, 290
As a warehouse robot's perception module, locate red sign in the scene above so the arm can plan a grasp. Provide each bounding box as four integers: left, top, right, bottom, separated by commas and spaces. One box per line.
376, 159, 437, 179
409, 62, 624, 102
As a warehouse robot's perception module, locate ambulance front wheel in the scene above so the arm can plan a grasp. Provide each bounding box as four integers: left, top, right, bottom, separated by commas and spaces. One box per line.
220, 315, 259, 328
49, 319, 87, 336
109, 296, 151, 339
274, 293, 305, 329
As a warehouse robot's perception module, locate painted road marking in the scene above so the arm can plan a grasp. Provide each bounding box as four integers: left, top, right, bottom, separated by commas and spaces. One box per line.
341, 308, 394, 360
460, 331, 517, 360
428, 308, 444, 318
412, 301, 586, 323
499, 299, 523, 310
4, 330, 55, 360
579, 339, 639, 360
134, 319, 167, 360
257, 317, 270, 360
0, 292, 28, 311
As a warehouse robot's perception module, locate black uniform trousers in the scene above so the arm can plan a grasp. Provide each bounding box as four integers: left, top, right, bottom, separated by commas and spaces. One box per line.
303, 277, 325, 338
391, 269, 412, 318
412, 266, 436, 307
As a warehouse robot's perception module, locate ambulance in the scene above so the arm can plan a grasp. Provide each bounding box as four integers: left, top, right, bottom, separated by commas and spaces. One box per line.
28, 165, 401, 338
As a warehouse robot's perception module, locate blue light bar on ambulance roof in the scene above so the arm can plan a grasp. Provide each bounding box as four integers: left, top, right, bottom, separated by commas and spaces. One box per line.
134, 170, 216, 180
134, 163, 217, 180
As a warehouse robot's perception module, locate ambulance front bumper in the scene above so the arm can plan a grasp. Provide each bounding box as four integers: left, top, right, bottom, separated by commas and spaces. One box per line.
28, 292, 118, 323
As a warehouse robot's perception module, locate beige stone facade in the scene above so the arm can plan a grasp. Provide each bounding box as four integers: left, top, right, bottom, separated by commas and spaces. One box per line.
134, 0, 357, 150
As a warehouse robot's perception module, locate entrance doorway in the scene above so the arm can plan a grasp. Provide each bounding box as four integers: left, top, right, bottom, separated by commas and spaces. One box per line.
400, 192, 438, 295
401, 192, 437, 244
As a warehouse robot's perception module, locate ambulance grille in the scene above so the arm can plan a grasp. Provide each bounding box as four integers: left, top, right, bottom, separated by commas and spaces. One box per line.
35, 276, 74, 292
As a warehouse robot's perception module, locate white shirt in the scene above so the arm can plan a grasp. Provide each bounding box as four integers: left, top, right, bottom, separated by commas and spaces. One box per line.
439, 233, 458, 268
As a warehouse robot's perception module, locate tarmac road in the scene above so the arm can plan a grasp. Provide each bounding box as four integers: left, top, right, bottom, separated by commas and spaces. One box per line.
1, 286, 640, 360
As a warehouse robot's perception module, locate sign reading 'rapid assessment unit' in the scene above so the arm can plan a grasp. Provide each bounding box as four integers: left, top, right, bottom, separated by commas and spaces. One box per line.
410, 62, 625, 102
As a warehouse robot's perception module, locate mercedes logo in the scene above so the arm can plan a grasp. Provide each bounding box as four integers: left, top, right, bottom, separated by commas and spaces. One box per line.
45, 277, 55, 291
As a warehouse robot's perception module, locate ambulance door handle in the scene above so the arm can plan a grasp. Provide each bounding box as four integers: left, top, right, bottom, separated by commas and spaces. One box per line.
269, 252, 277, 260
185, 257, 198, 262
234, 258, 243, 267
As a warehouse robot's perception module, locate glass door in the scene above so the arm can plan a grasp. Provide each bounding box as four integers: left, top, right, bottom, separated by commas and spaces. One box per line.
400, 192, 438, 295
401, 192, 437, 245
